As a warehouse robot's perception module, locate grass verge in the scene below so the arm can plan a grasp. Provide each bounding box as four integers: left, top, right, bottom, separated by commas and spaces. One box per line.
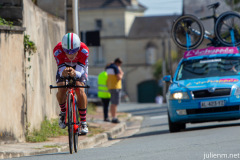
87, 127, 105, 137
26, 117, 68, 143
26, 103, 100, 142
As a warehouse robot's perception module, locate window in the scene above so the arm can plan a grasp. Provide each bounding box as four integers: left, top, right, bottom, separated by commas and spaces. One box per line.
95, 19, 102, 30
146, 46, 157, 65
93, 46, 105, 65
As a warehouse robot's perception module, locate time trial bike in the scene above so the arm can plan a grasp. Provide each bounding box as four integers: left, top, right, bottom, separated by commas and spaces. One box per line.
50, 77, 89, 154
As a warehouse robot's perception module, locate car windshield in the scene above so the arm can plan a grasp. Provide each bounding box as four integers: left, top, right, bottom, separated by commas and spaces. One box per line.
177, 57, 240, 80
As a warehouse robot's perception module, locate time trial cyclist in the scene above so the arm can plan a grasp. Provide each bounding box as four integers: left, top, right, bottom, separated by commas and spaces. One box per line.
53, 32, 89, 135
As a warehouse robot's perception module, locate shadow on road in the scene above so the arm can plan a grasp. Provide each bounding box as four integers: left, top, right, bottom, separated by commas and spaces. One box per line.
114, 121, 240, 141
112, 129, 169, 141
129, 129, 169, 138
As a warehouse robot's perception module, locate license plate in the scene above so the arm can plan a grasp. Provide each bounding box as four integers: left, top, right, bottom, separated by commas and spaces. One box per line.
201, 100, 225, 108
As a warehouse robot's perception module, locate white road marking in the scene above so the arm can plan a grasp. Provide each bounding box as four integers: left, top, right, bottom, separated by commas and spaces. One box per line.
150, 115, 167, 119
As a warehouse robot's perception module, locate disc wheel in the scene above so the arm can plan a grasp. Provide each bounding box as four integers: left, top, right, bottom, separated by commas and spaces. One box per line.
68, 94, 73, 154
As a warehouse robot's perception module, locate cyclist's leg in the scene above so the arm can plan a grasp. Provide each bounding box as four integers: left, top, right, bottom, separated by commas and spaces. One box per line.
75, 81, 87, 111
56, 82, 68, 105
75, 80, 88, 134
76, 60, 89, 134
56, 70, 68, 105
56, 72, 67, 128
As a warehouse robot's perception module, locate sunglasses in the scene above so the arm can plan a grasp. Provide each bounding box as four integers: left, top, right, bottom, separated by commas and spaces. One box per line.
63, 47, 80, 55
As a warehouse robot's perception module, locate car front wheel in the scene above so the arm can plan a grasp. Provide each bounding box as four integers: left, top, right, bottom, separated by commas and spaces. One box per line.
168, 112, 186, 133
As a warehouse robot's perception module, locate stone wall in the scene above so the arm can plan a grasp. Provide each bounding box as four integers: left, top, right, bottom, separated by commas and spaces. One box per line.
0, 0, 65, 143
23, 0, 65, 132
0, 26, 26, 143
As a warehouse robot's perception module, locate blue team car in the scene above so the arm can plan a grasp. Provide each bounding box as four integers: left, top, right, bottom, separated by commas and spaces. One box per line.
163, 47, 240, 132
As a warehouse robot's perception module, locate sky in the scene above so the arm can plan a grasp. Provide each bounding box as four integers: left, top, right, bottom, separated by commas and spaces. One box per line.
138, 0, 183, 16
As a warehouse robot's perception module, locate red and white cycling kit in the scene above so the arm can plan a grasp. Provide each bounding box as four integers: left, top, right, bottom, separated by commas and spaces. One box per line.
53, 42, 89, 83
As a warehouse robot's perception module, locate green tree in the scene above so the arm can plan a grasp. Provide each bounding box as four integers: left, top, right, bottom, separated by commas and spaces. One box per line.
153, 59, 162, 80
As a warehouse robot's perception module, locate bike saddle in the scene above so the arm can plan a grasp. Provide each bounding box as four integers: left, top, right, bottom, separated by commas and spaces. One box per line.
207, 2, 220, 10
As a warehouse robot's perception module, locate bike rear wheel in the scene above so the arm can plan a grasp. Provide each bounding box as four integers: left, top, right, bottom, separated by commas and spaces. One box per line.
74, 102, 79, 153
215, 11, 240, 46
171, 14, 205, 50
67, 94, 74, 154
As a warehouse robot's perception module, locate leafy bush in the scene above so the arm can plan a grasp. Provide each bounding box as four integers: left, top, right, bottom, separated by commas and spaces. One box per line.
0, 17, 13, 27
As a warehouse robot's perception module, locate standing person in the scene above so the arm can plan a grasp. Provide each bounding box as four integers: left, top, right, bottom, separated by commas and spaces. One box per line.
106, 58, 124, 123
53, 32, 89, 135
98, 65, 111, 122
155, 94, 163, 104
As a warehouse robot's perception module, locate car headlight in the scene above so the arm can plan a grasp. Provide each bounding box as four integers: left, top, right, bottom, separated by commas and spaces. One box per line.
235, 87, 240, 96
170, 92, 190, 100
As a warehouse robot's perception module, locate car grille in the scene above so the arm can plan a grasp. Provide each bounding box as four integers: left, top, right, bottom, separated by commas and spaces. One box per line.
186, 105, 240, 115
192, 88, 231, 98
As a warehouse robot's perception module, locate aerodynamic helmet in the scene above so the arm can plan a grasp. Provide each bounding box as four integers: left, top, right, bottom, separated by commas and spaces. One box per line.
62, 33, 81, 54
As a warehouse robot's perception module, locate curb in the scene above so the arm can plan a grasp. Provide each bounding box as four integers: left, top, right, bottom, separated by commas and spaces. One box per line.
0, 117, 129, 159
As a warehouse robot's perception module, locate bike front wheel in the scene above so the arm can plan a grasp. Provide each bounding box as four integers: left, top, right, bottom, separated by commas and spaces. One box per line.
171, 14, 205, 50
215, 11, 240, 46
67, 94, 74, 154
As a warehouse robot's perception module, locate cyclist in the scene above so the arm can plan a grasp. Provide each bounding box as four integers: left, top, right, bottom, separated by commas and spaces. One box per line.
53, 33, 89, 134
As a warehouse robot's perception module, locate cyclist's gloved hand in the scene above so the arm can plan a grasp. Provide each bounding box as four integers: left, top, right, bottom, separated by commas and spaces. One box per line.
62, 67, 71, 77
68, 67, 76, 77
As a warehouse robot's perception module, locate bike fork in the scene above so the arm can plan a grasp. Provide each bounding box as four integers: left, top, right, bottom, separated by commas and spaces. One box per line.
186, 33, 191, 50
230, 29, 236, 47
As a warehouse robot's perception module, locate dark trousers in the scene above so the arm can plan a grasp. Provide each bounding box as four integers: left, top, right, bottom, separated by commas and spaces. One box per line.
101, 98, 110, 120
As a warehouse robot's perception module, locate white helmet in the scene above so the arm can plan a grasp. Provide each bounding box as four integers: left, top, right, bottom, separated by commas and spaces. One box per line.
62, 33, 81, 54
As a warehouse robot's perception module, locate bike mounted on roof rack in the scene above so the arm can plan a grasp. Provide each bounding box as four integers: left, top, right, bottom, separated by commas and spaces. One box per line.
171, 2, 240, 50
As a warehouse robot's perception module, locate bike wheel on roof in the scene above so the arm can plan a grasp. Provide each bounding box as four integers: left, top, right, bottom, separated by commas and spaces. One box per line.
215, 11, 240, 47
171, 14, 205, 50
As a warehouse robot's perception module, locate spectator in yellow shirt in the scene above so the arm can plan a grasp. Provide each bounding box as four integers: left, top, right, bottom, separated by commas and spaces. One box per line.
106, 58, 124, 123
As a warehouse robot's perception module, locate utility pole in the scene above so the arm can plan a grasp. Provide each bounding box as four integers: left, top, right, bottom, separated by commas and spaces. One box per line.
168, 37, 172, 77
72, 0, 79, 35
64, 0, 67, 33
167, 20, 173, 77
162, 39, 167, 102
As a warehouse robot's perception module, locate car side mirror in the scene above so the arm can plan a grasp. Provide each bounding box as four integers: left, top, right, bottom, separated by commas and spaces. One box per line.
163, 75, 172, 83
